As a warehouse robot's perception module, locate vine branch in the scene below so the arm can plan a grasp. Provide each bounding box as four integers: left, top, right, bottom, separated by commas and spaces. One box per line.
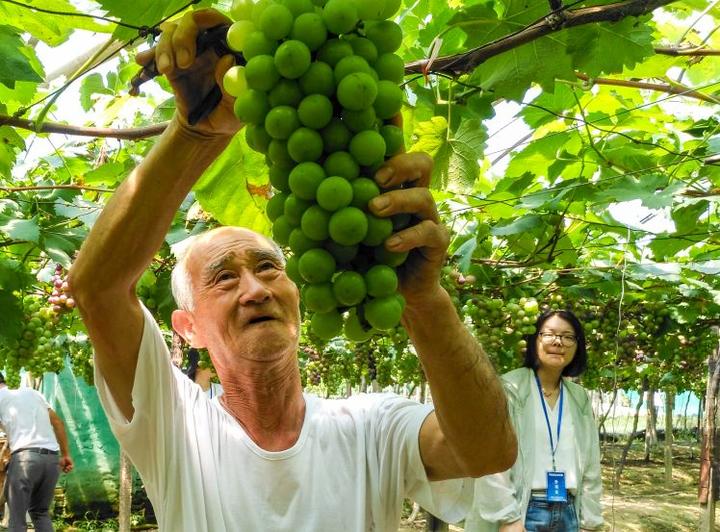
0, 185, 113, 193
405, 0, 678, 75
0, 116, 168, 140
574, 73, 720, 105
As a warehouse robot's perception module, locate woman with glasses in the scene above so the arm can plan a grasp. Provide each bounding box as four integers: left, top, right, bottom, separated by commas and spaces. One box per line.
465, 309, 603, 532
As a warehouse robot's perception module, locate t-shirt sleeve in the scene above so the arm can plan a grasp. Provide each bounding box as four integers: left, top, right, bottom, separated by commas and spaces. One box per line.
94, 305, 200, 492
33, 389, 52, 409
369, 394, 473, 525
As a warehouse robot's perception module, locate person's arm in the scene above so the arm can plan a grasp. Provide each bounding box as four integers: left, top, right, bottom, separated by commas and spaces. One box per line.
48, 409, 74, 473
579, 392, 603, 531
68, 10, 241, 421
368, 154, 516, 480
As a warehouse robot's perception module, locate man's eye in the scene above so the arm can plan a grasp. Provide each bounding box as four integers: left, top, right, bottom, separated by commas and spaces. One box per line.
216, 271, 236, 282
258, 261, 277, 272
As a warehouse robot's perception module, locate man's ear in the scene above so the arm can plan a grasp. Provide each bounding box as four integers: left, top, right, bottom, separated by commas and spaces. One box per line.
172, 309, 206, 348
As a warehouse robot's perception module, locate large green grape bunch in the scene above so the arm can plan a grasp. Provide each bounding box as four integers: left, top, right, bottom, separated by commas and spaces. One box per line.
226, 0, 407, 342
0, 295, 67, 386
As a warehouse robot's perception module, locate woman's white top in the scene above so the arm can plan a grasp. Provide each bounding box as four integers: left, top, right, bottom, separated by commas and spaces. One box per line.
531, 384, 578, 491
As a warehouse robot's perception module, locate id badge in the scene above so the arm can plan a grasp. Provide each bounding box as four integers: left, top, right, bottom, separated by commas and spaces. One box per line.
546, 471, 567, 502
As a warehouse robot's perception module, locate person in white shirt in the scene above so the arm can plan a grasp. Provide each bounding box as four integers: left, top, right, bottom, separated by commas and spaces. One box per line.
465, 310, 603, 532
184, 348, 223, 399
68, 8, 517, 531
0, 373, 74, 532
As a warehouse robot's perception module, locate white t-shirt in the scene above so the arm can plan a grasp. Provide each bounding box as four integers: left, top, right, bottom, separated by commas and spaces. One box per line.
95, 307, 470, 532
0, 387, 60, 453
531, 383, 578, 491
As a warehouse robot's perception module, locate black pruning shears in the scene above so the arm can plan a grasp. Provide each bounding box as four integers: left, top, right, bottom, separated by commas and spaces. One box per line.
129, 24, 246, 125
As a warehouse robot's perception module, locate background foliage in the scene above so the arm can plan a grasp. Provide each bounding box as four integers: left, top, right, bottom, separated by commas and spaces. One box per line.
0, 0, 718, 399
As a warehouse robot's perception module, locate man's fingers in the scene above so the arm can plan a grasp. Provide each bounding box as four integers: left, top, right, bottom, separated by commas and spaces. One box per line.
385, 219, 449, 257
135, 48, 155, 67
374, 152, 433, 189
369, 187, 439, 222
191, 8, 233, 29
214, 55, 236, 97
173, 12, 199, 69
154, 24, 177, 75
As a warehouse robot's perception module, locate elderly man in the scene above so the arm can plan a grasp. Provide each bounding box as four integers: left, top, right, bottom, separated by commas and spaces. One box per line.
0, 373, 74, 532
69, 9, 516, 532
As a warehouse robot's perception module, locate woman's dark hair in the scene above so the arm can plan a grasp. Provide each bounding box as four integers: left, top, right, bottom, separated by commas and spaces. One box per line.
523, 309, 588, 377
0, 371, 5, 384
184, 348, 200, 382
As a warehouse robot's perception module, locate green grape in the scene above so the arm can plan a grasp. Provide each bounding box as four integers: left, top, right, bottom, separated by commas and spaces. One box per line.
299, 61, 336, 96
323, 151, 360, 180
349, 130, 386, 166
226, 20, 257, 52
265, 106, 301, 139
291, 13, 328, 51
230, 0, 255, 21
259, 3, 294, 40
234, 90, 270, 124
365, 20, 402, 53
316, 176, 353, 211
223, 65, 248, 97
269, 79, 304, 107
274, 40, 312, 79
287, 127, 324, 162
298, 94, 334, 129
245, 54, 281, 91
322, 0, 359, 34
243, 31, 279, 60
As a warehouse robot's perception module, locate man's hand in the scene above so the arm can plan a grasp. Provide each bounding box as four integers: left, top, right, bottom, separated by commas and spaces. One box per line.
368, 152, 449, 308
136, 9, 242, 138
59, 455, 74, 474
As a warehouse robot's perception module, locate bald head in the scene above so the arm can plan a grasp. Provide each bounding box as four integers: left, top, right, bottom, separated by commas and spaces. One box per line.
171, 227, 285, 311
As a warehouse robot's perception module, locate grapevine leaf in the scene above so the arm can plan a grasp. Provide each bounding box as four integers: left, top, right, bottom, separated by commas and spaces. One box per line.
0, 258, 32, 292
97, 0, 215, 40
79, 73, 113, 112
0, 215, 40, 242
491, 214, 543, 236
0, 290, 22, 344
0, 25, 43, 88
566, 17, 655, 77
193, 134, 271, 235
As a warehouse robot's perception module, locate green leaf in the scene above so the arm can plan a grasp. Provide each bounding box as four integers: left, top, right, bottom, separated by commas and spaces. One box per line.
193, 134, 271, 234
79, 73, 113, 112
491, 214, 543, 236
98, 0, 215, 40
452, 1, 575, 101
566, 17, 655, 77
0, 25, 43, 88
0, 215, 40, 242
0, 290, 23, 344
593, 173, 677, 209
83, 161, 127, 185
0, 0, 109, 45
0, 125, 26, 178
0, 258, 32, 292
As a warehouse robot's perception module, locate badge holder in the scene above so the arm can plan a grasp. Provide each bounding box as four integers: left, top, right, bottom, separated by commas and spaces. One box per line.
546, 470, 568, 503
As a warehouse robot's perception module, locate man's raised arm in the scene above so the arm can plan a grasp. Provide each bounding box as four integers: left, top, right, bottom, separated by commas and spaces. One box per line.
68, 10, 241, 420
368, 154, 517, 480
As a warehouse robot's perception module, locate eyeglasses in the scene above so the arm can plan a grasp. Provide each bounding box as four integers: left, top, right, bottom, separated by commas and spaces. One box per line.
539, 332, 577, 346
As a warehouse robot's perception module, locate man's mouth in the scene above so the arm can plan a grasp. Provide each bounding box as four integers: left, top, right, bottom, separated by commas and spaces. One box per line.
247, 315, 275, 325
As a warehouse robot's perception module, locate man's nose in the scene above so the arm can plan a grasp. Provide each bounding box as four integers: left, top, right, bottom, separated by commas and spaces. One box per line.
238, 274, 271, 304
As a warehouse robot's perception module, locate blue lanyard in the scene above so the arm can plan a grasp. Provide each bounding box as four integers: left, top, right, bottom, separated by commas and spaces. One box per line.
534, 372, 563, 471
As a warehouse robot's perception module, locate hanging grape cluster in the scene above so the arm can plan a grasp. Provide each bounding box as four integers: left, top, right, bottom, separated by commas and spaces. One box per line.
48, 264, 76, 314
225, 0, 407, 342
0, 295, 66, 386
